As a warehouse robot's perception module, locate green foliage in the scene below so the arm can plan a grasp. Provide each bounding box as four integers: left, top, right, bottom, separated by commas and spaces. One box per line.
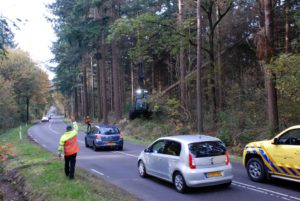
120, 118, 174, 144
268, 54, 300, 125
295, 9, 300, 27
148, 92, 181, 120
165, 98, 180, 119
49, 0, 105, 96
0, 76, 17, 129
0, 16, 15, 59
108, 11, 181, 63
216, 127, 232, 146
269, 54, 300, 102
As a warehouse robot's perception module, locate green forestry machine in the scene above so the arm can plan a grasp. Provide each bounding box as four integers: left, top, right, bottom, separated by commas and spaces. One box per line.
129, 61, 152, 120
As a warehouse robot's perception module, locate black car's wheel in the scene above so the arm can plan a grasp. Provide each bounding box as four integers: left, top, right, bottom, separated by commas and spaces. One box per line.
85, 138, 89, 148
93, 142, 98, 151
246, 158, 266, 182
117, 145, 123, 151
138, 160, 147, 178
173, 172, 187, 193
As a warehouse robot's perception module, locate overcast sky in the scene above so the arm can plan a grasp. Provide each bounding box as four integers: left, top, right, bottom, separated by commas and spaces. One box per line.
0, 0, 56, 79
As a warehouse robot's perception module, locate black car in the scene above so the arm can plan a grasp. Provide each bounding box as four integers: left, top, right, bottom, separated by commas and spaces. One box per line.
85, 125, 123, 151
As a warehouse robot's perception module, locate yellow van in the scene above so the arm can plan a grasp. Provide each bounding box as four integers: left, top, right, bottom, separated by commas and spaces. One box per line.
243, 125, 300, 183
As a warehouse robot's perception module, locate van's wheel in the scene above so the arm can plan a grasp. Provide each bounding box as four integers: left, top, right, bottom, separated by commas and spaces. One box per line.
246, 158, 266, 182
173, 172, 187, 193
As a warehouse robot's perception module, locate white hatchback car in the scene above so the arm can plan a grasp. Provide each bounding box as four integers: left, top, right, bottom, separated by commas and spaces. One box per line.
137, 135, 233, 193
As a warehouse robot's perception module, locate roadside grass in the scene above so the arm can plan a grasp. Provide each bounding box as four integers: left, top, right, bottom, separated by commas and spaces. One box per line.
0, 126, 140, 201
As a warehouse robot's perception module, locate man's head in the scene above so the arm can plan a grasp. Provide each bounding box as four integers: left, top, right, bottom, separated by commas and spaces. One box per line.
66, 125, 72, 131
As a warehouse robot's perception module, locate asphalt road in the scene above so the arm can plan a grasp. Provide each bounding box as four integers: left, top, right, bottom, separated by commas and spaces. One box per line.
28, 116, 300, 201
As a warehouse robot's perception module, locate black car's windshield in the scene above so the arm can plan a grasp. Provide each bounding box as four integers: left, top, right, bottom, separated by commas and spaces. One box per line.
100, 127, 119, 135
189, 141, 226, 158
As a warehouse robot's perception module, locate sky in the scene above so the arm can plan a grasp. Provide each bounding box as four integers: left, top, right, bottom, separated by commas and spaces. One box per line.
0, 0, 56, 79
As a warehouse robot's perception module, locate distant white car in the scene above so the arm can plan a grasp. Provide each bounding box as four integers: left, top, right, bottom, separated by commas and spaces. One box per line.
137, 135, 233, 193
41, 116, 49, 122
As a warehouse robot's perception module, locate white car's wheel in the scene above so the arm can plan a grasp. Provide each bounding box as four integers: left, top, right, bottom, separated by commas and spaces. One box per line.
173, 172, 187, 193
138, 161, 147, 178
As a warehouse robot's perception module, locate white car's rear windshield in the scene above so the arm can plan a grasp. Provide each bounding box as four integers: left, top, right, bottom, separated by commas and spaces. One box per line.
189, 141, 226, 158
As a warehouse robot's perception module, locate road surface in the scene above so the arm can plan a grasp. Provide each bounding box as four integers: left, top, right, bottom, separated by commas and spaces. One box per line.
28, 116, 300, 201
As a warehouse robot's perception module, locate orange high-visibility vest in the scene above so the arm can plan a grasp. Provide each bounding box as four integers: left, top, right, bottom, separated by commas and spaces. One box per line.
64, 136, 80, 156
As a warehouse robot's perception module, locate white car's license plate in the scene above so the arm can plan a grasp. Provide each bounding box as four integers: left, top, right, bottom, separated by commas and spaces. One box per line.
207, 171, 222, 177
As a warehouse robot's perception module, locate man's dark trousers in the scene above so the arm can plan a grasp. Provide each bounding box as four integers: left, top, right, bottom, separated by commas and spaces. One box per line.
64, 153, 77, 179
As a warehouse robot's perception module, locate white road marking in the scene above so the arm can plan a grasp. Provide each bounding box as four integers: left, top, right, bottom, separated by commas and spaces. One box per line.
91, 169, 104, 176
78, 140, 84, 144
232, 181, 300, 201
291, 197, 300, 201
42, 144, 47, 148
112, 151, 138, 158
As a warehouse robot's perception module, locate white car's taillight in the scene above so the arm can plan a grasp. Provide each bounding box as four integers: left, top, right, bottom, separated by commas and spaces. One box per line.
225, 151, 230, 165
189, 154, 196, 169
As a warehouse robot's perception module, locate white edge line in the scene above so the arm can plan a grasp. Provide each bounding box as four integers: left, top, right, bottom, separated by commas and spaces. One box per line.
91, 169, 104, 176
291, 197, 300, 201
42, 144, 47, 148
233, 181, 289, 197
113, 151, 138, 158
78, 140, 84, 144
233, 181, 300, 201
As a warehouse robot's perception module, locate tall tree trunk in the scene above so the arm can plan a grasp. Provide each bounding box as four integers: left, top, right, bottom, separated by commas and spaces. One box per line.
285, 0, 290, 53
90, 56, 95, 118
26, 97, 30, 124
208, 21, 217, 123
100, 36, 108, 123
74, 86, 79, 119
196, 0, 204, 132
178, 0, 186, 108
216, 7, 224, 111
82, 58, 88, 117
131, 61, 134, 104
202, 1, 232, 124
264, 0, 279, 133
111, 0, 122, 120
96, 54, 102, 122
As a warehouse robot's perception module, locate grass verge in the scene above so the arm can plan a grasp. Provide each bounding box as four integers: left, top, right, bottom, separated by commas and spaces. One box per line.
0, 126, 140, 201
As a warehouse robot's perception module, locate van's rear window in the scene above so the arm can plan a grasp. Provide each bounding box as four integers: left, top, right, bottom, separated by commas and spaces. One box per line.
189, 141, 226, 158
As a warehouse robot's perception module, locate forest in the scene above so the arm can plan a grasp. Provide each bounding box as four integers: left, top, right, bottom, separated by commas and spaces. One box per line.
1, 0, 299, 147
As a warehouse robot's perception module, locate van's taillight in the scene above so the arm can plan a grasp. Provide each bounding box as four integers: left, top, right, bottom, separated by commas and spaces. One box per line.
225, 151, 230, 165
95, 134, 102, 139
189, 154, 196, 169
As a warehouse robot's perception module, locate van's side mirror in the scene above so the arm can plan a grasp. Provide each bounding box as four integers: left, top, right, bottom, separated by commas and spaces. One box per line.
272, 138, 278, 145
144, 148, 152, 153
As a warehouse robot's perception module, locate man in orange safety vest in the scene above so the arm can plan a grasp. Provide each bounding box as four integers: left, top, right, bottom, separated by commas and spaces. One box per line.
58, 119, 80, 179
